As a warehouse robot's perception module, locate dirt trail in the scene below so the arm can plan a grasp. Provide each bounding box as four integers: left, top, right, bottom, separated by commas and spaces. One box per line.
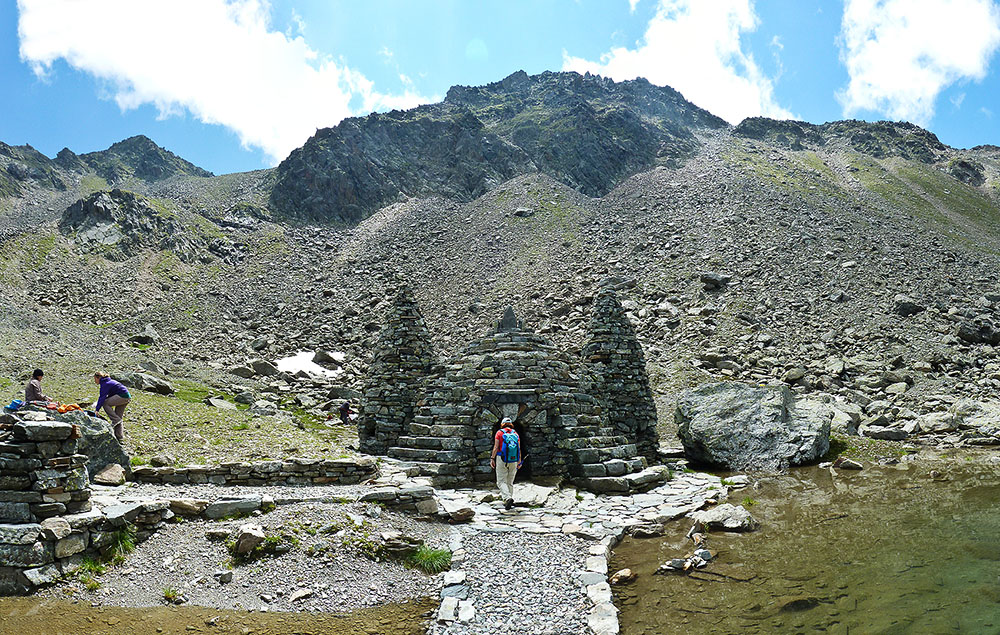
0, 596, 435, 635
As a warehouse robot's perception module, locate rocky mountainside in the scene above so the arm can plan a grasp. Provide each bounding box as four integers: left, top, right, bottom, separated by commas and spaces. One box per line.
0, 141, 66, 198
269, 70, 727, 223
59, 189, 235, 263
74, 135, 213, 184
2, 70, 1000, 451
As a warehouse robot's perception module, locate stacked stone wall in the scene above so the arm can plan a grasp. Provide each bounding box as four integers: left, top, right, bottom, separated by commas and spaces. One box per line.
131, 457, 377, 485
0, 419, 91, 524
0, 418, 171, 595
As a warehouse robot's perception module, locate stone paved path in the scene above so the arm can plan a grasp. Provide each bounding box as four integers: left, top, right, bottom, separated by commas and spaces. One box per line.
427, 471, 723, 635
89, 466, 724, 635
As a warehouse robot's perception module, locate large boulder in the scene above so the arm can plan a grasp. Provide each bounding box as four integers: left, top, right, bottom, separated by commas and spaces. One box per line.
675, 382, 832, 471
114, 371, 175, 396
957, 319, 1000, 345
56, 410, 131, 483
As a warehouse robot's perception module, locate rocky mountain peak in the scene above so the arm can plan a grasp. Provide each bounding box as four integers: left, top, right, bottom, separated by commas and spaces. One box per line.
270, 70, 728, 224
734, 116, 948, 162
80, 135, 213, 185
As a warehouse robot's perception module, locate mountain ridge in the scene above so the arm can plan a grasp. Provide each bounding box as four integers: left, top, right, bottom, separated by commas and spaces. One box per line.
2, 69, 1000, 459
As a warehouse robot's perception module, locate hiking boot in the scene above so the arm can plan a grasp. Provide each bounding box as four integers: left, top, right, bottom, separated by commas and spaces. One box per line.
504, 498, 514, 510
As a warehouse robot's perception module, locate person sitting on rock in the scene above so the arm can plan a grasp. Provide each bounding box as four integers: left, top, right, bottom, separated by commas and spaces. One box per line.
25, 368, 52, 404
490, 417, 523, 509
93, 372, 131, 443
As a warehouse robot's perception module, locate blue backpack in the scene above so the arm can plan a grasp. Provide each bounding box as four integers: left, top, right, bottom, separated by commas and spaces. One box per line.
500, 429, 520, 463
4, 399, 23, 413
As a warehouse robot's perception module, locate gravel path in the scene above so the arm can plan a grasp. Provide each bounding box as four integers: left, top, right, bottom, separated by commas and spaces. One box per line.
435, 531, 591, 635
120, 481, 372, 504
42, 501, 447, 614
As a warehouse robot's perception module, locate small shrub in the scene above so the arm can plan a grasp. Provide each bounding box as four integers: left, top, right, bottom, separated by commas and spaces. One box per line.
130, 456, 149, 467
78, 557, 106, 575
162, 586, 181, 603
720, 478, 735, 487
741, 496, 758, 507
228, 532, 297, 564
343, 534, 384, 560
107, 525, 137, 564
231, 422, 251, 431
80, 574, 100, 592
406, 546, 452, 574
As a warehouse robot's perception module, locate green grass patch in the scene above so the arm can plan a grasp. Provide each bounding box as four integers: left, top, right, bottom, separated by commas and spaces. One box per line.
406, 546, 452, 574
80, 175, 109, 194
162, 586, 181, 603
823, 434, 916, 462
80, 574, 101, 592
107, 525, 137, 564
78, 557, 106, 575
895, 162, 1000, 230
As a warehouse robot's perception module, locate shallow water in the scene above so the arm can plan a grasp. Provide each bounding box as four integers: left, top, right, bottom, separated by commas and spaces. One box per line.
612, 453, 1000, 634
0, 596, 435, 635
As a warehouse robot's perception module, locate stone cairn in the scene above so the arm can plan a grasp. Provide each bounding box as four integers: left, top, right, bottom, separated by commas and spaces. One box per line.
363, 299, 669, 493
582, 284, 660, 460
359, 284, 436, 455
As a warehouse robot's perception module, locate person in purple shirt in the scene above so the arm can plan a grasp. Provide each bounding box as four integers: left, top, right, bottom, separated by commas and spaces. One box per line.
93, 372, 131, 443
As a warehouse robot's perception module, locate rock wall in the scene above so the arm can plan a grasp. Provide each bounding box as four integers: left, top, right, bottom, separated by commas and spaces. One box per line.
0, 418, 171, 595
131, 457, 377, 486
582, 285, 660, 459
0, 418, 91, 524
360, 285, 437, 455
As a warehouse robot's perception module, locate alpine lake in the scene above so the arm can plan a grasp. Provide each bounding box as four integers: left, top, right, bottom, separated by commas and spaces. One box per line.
611, 448, 1000, 634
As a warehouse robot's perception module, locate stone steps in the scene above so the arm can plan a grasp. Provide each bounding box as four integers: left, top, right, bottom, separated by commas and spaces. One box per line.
558, 435, 630, 450
403, 461, 467, 477
573, 466, 671, 494
558, 425, 603, 438
407, 423, 475, 438
569, 456, 646, 478
571, 444, 637, 464
387, 447, 465, 463
393, 435, 465, 451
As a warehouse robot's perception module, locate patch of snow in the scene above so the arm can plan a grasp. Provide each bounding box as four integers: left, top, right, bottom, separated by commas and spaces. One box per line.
275, 351, 342, 378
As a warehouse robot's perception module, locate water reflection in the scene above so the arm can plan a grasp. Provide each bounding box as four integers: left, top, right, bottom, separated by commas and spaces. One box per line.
612, 454, 1000, 634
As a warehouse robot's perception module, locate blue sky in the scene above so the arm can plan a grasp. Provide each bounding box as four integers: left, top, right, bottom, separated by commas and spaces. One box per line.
3, 0, 1000, 175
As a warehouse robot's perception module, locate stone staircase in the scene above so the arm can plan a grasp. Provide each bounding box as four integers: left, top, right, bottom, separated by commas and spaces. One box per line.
387, 420, 478, 481
559, 422, 669, 493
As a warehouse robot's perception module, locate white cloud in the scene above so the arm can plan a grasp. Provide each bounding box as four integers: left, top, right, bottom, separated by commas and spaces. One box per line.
17, 0, 433, 164
838, 0, 1000, 125
629, 0, 641, 13
950, 92, 966, 108
562, 0, 793, 124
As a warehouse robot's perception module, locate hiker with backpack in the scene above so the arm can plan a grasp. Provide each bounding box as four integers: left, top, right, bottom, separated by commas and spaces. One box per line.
490, 417, 523, 509
93, 372, 131, 443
